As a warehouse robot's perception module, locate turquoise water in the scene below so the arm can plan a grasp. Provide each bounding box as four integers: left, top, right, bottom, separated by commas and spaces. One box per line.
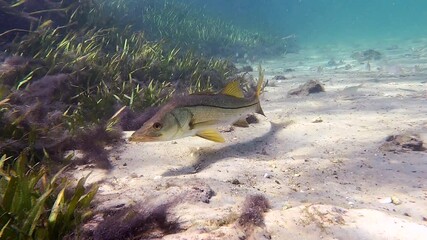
193, 0, 427, 45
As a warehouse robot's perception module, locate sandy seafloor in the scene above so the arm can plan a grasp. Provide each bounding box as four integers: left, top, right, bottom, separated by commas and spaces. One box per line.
72, 38, 427, 239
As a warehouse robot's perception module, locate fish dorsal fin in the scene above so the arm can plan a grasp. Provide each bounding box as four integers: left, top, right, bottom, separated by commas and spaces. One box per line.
196, 129, 225, 143
221, 81, 244, 98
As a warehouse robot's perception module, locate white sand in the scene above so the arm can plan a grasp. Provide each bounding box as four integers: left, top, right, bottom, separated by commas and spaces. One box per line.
72, 38, 427, 239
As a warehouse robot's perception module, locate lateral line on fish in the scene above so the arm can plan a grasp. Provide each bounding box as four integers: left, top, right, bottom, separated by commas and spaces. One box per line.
185, 102, 259, 110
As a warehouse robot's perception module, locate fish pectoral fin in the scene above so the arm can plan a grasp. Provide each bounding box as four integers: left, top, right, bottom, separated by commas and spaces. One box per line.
190, 120, 220, 130
196, 129, 225, 143
233, 118, 249, 128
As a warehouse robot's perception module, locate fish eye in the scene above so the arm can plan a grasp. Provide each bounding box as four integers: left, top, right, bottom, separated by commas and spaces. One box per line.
153, 122, 163, 130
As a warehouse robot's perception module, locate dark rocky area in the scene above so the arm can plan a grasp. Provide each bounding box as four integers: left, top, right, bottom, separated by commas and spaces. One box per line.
287, 80, 325, 96
351, 49, 382, 62
380, 134, 425, 153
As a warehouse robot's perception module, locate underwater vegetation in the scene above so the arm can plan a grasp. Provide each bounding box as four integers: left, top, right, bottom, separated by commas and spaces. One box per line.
0, 154, 97, 239
0, 0, 288, 238
238, 194, 270, 238
0, 0, 284, 168
0, 0, 241, 163
79, 0, 286, 59
91, 203, 180, 240
1, 0, 286, 60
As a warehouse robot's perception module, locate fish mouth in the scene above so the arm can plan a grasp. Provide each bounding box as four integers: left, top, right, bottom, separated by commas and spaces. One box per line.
128, 131, 161, 142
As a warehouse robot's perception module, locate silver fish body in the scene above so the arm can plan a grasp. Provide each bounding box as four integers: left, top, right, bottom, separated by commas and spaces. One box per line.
129, 68, 265, 143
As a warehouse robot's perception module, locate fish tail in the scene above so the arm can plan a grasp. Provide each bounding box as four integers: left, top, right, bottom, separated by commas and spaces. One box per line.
256, 64, 265, 116
256, 64, 265, 97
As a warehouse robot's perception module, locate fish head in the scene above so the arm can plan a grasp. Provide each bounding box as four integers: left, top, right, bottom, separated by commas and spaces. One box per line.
129, 111, 181, 142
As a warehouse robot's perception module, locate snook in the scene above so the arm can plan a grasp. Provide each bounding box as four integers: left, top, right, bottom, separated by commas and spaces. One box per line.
129, 69, 265, 143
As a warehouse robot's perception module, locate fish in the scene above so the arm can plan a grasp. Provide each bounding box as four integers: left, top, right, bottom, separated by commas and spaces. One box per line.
128, 67, 265, 143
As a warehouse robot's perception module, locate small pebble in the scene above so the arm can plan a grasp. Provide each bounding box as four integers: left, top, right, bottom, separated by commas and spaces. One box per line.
231, 179, 241, 185
379, 197, 392, 204
312, 117, 323, 123
261, 148, 268, 155
264, 173, 272, 179
391, 196, 401, 205
282, 204, 292, 210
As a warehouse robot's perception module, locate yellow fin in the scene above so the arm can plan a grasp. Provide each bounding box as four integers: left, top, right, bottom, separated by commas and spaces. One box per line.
221, 81, 244, 98
196, 129, 225, 142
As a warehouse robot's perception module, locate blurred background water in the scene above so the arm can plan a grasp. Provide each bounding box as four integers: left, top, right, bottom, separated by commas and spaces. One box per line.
191, 0, 427, 45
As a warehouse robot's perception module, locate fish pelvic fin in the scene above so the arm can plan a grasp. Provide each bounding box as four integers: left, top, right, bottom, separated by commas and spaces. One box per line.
196, 129, 225, 143
222, 81, 244, 98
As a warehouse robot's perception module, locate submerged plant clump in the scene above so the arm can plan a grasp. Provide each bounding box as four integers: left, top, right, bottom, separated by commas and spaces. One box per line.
0, 7, 238, 164
91, 204, 180, 240
0, 28, 238, 168
0, 154, 98, 239
0, 0, 253, 171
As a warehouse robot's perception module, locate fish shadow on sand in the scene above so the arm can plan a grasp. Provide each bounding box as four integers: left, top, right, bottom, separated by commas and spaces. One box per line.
162, 121, 290, 177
